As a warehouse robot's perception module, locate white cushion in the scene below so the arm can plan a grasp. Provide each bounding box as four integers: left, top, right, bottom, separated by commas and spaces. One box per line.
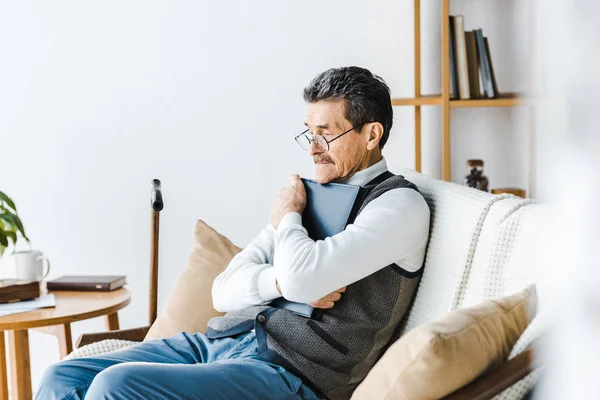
461, 197, 532, 307
484, 205, 546, 300
397, 169, 513, 334
64, 339, 137, 360
465, 202, 547, 306
460, 198, 549, 400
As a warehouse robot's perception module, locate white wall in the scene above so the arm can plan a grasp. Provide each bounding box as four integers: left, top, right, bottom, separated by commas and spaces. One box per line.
0, 0, 529, 391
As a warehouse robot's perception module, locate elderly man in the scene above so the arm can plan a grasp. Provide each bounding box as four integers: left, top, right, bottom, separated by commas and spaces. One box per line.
37, 66, 430, 400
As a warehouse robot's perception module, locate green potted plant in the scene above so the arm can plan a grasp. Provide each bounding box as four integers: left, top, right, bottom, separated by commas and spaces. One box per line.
0, 191, 29, 256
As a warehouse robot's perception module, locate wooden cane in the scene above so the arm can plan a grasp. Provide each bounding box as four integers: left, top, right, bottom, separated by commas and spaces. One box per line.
149, 179, 163, 326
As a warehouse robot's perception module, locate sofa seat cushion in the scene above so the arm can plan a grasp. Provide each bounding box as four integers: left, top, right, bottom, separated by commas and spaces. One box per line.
144, 220, 241, 341
351, 285, 536, 400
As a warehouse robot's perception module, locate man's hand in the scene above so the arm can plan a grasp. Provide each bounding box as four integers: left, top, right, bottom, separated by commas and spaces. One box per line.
275, 280, 347, 310
270, 174, 307, 229
309, 286, 347, 309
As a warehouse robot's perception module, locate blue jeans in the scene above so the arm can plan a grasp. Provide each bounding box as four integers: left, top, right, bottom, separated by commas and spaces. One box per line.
36, 331, 318, 400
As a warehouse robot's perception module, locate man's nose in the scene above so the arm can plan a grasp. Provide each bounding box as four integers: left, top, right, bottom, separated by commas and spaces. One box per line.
308, 141, 322, 156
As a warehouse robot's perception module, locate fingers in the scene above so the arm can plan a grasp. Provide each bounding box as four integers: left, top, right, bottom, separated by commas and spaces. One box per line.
289, 174, 304, 190
289, 173, 301, 183
322, 301, 335, 309
326, 291, 342, 302
315, 291, 342, 303
310, 300, 335, 309
309, 287, 348, 309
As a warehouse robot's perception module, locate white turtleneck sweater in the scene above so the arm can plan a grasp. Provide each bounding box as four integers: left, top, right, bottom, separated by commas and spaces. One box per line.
212, 158, 430, 312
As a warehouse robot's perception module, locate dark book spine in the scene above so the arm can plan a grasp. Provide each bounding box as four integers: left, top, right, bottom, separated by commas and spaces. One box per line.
465, 31, 481, 99
46, 282, 111, 291
484, 37, 500, 97
475, 29, 495, 98
449, 16, 459, 99
0, 282, 40, 303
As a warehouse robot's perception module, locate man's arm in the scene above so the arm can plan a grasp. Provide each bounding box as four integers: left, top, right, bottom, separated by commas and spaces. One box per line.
274, 188, 430, 304
211, 224, 281, 313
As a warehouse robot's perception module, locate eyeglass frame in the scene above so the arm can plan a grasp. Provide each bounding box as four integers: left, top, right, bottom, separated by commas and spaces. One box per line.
294, 122, 368, 152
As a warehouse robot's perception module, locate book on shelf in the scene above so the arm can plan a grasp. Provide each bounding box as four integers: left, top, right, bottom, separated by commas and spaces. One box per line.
448, 16, 459, 99
474, 28, 496, 98
464, 31, 482, 99
484, 37, 500, 97
46, 275, 126, 291
452, 15, 470, 100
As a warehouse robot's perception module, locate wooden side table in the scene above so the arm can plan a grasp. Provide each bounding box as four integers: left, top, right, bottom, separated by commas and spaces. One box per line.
0, 288, 131, 400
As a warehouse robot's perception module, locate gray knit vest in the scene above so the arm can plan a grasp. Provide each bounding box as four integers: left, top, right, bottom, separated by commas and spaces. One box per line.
206, 172, 424, 399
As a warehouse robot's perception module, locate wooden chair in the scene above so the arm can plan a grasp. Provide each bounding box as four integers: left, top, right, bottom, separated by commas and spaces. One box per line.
74, 179, 163, 348
72, 179, 537, 399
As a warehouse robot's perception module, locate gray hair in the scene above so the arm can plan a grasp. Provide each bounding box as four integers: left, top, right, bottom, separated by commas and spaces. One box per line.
302, 66, 393, 149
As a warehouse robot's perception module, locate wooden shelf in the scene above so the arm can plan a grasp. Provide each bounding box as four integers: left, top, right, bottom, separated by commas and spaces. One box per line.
451, 93, 532, 108
392, 95, 442, 106
405, 0, 535, 185
392, 93, 532, 108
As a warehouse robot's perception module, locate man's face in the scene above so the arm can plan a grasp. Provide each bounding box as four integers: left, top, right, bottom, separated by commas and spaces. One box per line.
305, 100, 368, 184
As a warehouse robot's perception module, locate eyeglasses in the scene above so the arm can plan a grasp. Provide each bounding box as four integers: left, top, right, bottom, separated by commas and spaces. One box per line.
294, 125, 361, 152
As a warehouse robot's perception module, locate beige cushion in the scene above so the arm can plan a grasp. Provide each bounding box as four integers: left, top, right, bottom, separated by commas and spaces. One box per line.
144, 220, 241, 341
351, 285, 536, 400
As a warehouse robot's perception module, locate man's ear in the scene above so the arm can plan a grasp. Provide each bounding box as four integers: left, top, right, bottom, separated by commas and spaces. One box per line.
365, 122, 384, 151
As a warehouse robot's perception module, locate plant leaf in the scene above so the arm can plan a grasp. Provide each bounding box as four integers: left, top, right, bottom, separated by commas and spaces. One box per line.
14, 215, 29, 241
0, 191, 17, 212
3, 230, 17, 245
0, 243, 5, 256
0, 223, 12, 246
0, 213, 29, 242
0, 218, 12, 234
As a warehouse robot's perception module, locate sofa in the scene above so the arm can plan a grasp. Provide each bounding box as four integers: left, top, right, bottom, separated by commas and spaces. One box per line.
67, 169, 543, 399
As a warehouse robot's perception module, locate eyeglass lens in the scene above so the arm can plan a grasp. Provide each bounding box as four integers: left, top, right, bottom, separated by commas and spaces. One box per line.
296, 132, 328, 151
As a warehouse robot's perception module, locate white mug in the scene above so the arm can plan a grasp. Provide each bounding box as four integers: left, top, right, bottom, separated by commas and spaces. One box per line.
13, 250, 51, 281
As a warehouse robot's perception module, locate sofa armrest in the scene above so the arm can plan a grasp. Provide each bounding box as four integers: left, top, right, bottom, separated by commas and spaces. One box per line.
75, 326, 151, 349
442, 347, 536, 400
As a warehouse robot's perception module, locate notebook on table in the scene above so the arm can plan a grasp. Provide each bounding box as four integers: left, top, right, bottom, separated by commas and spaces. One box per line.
46, 275, 126, 292
270, 179, 367, 319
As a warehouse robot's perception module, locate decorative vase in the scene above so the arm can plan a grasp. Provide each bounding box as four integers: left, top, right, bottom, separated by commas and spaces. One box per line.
463, 159, 489, 192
